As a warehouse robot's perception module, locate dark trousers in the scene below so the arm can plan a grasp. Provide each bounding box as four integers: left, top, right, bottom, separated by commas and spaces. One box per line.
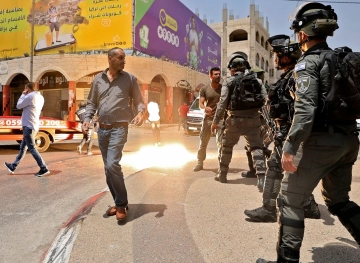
277, 132, 359, 259
12, 126, 47, 170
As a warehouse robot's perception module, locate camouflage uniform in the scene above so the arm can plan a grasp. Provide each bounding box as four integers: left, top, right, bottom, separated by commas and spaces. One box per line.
213, 71, 267, 188
245, 69, 320, 222
274, 42, 359, 262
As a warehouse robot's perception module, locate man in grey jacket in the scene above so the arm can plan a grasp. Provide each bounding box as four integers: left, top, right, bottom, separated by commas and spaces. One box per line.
82, 47, 145, 222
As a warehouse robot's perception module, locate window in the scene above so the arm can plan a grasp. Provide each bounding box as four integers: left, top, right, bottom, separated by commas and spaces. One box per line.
261, 36, 264, 47
256, 31, 260, 43
261, 57, 264, 69
269, 69, 274, 77
265, 61, 269, 72
229, 29, 248, 42
256, 53, 260, 67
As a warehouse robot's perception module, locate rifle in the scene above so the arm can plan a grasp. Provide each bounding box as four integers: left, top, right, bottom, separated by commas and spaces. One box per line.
260, 105, 283, 158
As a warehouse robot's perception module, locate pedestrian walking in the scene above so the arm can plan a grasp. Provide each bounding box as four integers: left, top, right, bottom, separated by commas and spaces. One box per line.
178, 101, 189, 131
4, 82, 50, 177
147, 99, 161, 146
244, 34, 320, 223
211, 56, 267, 189
257, 3, 360, 262
76, 101, 96, 155
82, 47, 145, 222
193, 67, 223, 172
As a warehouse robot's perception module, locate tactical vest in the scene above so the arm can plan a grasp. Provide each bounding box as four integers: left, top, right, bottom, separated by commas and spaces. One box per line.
229, 71, 264, 111
266, 70, 295, 122
309, 47, 358, 124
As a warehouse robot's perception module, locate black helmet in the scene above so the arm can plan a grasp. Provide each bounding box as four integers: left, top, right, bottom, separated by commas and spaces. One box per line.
289, 2, 338, 36
267, 34, 301, 60
227, 55, 251, 71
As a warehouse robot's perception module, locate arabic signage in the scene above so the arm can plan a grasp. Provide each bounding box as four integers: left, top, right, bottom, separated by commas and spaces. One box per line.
0, 0, 133, 58
134, 0, 221, 73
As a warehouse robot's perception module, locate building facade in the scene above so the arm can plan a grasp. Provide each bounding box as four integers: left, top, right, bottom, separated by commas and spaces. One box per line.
207, 4, 277, 84
0, 54, 208, 124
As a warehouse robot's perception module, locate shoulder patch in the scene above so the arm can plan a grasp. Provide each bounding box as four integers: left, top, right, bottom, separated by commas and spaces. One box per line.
294, 62, 306, 72
296, 76, 310, 93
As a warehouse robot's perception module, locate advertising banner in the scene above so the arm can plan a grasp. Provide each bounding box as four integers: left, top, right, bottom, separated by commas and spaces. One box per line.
0, 0, 133, 58
134, 0, 221, 73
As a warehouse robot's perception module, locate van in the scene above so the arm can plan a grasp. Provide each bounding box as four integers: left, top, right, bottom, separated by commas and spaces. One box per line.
186, 97, 204, 134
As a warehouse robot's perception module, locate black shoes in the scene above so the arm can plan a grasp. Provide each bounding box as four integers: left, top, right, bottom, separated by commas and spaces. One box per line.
193, 163, 203, 172
304, 197, 321, 219
214, 171, 227, 183
35, 168, 50, 177
244, 206, 277, 222
241, 170, 257, 178
4, 162, 15, 174
256, 259, 277, 263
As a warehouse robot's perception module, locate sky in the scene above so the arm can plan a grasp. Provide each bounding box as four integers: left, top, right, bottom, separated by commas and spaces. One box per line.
179, 0, 360, 50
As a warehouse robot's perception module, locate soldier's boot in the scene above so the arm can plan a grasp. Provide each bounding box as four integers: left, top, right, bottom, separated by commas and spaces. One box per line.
241, 170, 256, 178
257, 175, 265, 192
304, 194, 321, 219
244, 205, 277, 222
328, 201, 360, 246
193, 161, 203, 172
214, 170, 227, 183
242, 146, 256, 178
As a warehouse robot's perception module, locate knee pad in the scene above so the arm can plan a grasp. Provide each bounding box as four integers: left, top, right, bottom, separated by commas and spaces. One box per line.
277, 194, 305, 229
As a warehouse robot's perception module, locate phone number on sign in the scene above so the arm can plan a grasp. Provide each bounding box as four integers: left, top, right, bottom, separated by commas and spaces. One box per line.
0, 119, 62, 127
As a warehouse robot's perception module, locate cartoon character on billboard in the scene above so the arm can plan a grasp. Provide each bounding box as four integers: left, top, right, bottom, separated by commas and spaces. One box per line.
28, 0, 88, 52
184, 16, 203, 69
48, 0, 61, 45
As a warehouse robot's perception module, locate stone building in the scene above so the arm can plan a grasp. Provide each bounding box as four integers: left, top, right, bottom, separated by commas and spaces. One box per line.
0, 54, 208, 124
207, 3, 277, 84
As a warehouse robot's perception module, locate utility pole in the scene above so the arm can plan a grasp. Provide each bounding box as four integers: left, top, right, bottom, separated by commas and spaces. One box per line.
30, 0, 35, 82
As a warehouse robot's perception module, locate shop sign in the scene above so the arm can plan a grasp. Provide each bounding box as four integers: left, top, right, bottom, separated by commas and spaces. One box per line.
39, 75, 68, 88
176, 80, 190, 89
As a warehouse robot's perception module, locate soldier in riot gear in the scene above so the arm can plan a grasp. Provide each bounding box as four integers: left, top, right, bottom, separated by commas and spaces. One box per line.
244, 35, 321, 223
211, 55, 267, 190
257, 3, 360, 263
242, 67, 272, 179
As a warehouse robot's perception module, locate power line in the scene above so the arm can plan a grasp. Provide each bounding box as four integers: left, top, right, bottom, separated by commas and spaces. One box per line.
282, 0, 360, 3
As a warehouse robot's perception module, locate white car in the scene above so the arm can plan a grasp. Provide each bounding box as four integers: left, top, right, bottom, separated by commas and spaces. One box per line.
186, 97, 204, 134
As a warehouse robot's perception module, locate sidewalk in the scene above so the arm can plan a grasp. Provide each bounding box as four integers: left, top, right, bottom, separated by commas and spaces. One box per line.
66, 141, 360, 263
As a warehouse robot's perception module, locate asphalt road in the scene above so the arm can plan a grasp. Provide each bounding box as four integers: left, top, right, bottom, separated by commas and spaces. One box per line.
1, 125, 360, 263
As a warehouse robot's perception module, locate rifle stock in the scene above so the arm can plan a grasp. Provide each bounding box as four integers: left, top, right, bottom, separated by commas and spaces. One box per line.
260, 106, 283, 158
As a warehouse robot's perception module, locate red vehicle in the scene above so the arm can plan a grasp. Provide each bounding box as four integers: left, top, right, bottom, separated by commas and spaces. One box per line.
0, 116, 84, 152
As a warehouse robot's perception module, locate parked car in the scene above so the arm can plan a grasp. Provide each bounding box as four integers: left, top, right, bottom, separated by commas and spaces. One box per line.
0, 116, 85, 152
186, 97, 204, 134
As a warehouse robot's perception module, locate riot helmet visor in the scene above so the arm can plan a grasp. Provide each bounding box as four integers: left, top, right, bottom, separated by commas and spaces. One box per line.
267, 34, 290, 51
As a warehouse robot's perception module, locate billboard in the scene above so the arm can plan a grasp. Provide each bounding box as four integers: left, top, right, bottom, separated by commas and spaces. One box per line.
0, 0, 133, 58
134, 0, 221, 73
